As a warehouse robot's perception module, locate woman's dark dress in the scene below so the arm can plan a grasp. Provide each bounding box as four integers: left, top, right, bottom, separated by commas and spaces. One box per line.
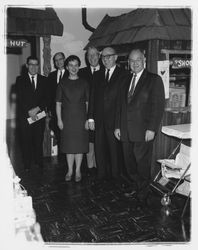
56, 78, 89, 153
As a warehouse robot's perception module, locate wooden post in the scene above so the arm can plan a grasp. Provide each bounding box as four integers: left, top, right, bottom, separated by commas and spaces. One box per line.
147, 39, 160, 74
42, 35, 52, 156
42, 35, 51, 77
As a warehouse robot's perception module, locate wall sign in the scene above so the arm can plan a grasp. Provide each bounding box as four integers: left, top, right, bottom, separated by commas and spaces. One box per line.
171, 58, 191, 69
7, 39, 28, 48
158, 60, 169, 99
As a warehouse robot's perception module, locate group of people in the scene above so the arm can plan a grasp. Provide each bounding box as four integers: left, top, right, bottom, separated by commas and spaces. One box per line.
16, 45, 165, 201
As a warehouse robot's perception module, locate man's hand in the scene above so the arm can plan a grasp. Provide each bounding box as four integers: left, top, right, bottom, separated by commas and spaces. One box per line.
28, 106, 41, 117
145, 130, 155, 142
57, 119, 63, 130
88, 120, 95, 131
31, 114, 38, 121
114, 129, 121, 140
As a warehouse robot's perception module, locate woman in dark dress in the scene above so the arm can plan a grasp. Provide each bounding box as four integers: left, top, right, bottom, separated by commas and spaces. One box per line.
56, 55, 89, 182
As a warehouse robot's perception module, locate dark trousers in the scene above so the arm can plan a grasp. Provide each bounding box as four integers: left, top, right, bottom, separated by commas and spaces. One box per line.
95, 125, 120, 179
19, 119, 45, 168
122, 140, 153, 191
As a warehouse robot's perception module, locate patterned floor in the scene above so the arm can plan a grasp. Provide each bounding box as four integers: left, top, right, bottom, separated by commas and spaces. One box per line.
17, 158, 191, 244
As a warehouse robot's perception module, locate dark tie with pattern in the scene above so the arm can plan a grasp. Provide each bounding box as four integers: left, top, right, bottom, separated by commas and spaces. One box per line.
58, 71, 62, 84
105, 69, 110, 82
127, 73, 137, 103
31, 76, 35, 91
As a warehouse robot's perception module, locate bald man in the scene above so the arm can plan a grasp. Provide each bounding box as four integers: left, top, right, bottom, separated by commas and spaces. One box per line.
88, 47, 127, 180
114, 49, 165, 202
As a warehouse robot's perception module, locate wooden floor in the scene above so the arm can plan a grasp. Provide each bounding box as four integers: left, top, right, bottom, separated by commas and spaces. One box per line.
13, 156, 191, 244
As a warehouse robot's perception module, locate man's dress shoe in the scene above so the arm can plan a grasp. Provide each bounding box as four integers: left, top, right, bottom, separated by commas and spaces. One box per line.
124, 190, 137, 198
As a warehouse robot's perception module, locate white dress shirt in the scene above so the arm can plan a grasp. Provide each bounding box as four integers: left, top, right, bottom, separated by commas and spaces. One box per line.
128, 69, 144, 92
57, 69, 65, 83
105, 65, 116, 81
90, 65, 100, 74
28, 73, 38, 89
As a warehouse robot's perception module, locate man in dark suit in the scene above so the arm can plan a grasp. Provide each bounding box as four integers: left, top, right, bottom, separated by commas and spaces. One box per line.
114, 49, 165, 201
16, 56, 47, 170
88, 47, 127, 180
79, 46, 103, 174
47, 52, 68, 162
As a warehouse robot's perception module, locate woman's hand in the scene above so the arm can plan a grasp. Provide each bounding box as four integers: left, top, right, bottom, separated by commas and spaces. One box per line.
57, 119, 63, 130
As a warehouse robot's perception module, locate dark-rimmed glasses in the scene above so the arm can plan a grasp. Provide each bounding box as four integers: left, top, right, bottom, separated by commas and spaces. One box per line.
101, 54, 115, 60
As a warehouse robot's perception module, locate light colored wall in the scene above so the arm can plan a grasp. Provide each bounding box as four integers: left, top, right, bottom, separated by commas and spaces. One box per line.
7, 8, 133, 119
40, 8, 132, 73
6, 43, 31, 119
6, 54, 20, 119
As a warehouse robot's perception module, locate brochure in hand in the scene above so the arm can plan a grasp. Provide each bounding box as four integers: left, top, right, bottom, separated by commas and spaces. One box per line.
27, 111, 46, 124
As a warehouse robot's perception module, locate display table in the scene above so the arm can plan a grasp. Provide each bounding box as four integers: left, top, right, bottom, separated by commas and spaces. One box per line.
152, 109, 191, 177
161, 123, 191, 139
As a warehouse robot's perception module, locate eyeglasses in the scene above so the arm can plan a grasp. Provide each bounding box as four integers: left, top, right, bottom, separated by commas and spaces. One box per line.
55, 58, 64, 62
128, 59, 143, 64
28, 63, 39, 66
101, 54, 115, 60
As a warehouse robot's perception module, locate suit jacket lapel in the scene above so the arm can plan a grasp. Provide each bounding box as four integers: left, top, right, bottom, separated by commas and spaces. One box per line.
25, 74, 34, 92
36, 74, 41, 92
104, 65, 119, 88
88, 67, 92, 76
108, 66, 119, 84
125, 74, 132, 100
56, 70, 58, 82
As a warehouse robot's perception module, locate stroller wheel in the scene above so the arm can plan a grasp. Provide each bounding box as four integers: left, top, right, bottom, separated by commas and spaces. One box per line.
161, 194, 171, 206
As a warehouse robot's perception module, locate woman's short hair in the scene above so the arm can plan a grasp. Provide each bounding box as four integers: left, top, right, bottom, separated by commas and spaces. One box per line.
65, 55, 81, 67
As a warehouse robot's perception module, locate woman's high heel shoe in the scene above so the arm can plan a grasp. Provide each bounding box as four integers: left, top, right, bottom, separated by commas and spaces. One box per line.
75, 173, 82, 182
65, 173, 72, 181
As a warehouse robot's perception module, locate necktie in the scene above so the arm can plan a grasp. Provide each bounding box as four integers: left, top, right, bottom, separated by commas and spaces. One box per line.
31, 76, 35, 91
105, 69, 110, 82
58, 71, 62, 83
128, 73, 137, 103
92, 68, 96, 76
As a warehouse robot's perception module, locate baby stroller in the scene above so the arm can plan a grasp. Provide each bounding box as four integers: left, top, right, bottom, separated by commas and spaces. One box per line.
150, 124, 191, 217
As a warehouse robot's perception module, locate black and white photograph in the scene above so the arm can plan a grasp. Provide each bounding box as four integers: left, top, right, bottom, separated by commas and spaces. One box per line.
1, 0, 197, 249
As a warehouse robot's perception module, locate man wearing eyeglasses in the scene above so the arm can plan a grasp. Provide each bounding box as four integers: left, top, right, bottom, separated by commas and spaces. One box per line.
88, 47, 127, 181
114, 49, 165, 204
16, 56, 47, 171
47, 52, 68, 164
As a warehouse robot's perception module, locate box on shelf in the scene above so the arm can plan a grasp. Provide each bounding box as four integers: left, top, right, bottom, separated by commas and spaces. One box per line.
167, 86, 186, 108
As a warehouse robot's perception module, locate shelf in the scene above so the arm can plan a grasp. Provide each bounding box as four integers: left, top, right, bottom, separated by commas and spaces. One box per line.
170, 75, 190, 78
161, 49, 191, 60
